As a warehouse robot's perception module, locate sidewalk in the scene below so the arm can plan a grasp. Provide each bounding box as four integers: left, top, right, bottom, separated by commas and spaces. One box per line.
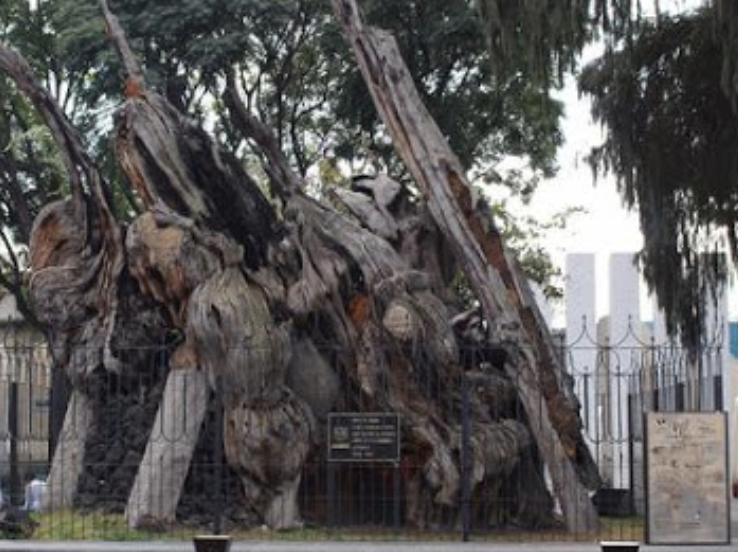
0, 540, 734, 552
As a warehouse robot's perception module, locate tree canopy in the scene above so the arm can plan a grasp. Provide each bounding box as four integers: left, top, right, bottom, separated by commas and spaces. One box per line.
477, 0, 738, 346
3, 0, 736, 345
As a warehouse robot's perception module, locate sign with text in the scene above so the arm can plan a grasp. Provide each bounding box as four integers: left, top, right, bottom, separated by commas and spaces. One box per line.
645, 412, 730, 544
328, 413, 400, 462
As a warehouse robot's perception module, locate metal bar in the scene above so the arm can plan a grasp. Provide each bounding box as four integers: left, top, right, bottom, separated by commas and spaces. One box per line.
461, 374, 471, 542
393, 461, 400, 537
9, 380, 20, 505
213, 393, 224, 535
327, 462, 336, 531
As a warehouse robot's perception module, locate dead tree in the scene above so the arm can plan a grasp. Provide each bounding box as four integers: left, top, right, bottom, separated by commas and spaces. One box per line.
0, 0, 599, 534
330, 0, 600, 533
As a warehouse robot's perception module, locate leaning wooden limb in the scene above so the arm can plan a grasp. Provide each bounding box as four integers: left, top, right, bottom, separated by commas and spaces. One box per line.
0, 42, 123, 349
331, 0, 598, 533
126, 367, 209, 528
43, 390, 93, 511
98, 0, 144, 88
0, 42, 129, 516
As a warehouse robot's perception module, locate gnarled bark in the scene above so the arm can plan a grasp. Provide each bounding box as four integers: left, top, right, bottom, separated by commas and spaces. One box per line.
330, 0, 599, 533
1, 0, 599, 535
1, 39, 127, 513
126, 368, 209, 527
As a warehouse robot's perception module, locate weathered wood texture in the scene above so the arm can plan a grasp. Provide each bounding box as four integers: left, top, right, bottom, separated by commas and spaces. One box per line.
0, 40, 129, 513
330, 0, 598, 533
43, 390, 93, 511
126, 368, 209, 527
115, 100, 309, 529
3, 0, 595, 532
225, 75, 556, 527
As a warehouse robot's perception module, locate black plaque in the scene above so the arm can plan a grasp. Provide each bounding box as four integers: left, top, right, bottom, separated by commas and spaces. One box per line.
328, 413, 400, 462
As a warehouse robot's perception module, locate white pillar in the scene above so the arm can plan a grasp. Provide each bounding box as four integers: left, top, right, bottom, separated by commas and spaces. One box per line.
565, 254, 598, 451
609, 253, 641, 489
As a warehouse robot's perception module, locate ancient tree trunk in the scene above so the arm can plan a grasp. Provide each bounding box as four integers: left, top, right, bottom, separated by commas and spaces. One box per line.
43, 390, 93, 511
0, 41, 126, 514
331, 0, 599, 533
2, 0, 598, 534
126, 368, 209, 527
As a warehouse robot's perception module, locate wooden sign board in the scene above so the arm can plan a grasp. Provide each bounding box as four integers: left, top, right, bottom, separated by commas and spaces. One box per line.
328, 413, 400, 462
645, 412, 730, 544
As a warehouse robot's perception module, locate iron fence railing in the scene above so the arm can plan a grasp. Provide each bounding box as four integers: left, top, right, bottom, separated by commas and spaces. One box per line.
0, 332, 726, 543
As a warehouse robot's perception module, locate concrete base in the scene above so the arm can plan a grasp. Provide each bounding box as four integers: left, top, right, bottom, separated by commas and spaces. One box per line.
600, 542, 639, 552
193, 535, 232, 552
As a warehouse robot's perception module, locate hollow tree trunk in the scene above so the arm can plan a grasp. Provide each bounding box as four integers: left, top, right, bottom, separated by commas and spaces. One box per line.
331, 0, 599, 533
225, 75, 557, 527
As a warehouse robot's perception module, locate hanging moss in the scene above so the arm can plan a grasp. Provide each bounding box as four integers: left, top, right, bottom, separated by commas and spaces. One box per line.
473, 0, 647, 87
580, 8, 738, 350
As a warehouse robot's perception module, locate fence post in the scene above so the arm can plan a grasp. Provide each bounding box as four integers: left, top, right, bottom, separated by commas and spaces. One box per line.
327, 462, 336, 531
393, 461, 400, 536
9, 381, 20, 506
461, 374, 471, 542
213, 389, 224, 535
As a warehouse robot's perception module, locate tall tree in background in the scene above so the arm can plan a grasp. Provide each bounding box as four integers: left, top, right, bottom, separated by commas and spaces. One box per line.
476, 0, 738, 348
580, 5, 738, 349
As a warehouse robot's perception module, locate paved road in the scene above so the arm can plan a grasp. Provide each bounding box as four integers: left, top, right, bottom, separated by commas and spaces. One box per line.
0, 540, 734, 552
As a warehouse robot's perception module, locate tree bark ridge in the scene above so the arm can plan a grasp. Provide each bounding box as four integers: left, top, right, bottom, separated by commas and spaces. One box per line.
331, 0, 599, 533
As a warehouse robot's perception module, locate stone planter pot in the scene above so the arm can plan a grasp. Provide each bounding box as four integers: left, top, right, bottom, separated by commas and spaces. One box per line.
193, 535, 232, 552
600, 541, 639, 552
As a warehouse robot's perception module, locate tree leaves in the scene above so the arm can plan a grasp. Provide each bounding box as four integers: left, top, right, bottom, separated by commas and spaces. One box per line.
581, 9, 738, 348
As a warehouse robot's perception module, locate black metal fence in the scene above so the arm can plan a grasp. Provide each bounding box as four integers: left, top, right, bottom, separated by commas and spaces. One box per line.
0, 327, 727, 542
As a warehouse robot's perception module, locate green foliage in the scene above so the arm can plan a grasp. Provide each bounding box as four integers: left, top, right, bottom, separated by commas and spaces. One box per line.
474, 0, 590, 88
334, 0, 564, 175
32, 0, 563, 181
580, 8, 737, 348
486, 184, 583, 301
29, 508, 644, 541
0, 0, 571, 316
475, 0, 738, 346
32, 510, 171, 541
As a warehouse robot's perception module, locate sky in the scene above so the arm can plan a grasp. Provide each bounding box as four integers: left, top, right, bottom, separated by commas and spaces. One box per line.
534, 81, 643, 258
517, 0, 730, 324
533, 68, 648, 323
534, 0, 701, 264
492, 60, 647, 325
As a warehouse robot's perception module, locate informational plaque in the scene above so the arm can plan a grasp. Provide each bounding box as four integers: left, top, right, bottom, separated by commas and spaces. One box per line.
645, 412, 730, 544
328, 413, 400, 462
